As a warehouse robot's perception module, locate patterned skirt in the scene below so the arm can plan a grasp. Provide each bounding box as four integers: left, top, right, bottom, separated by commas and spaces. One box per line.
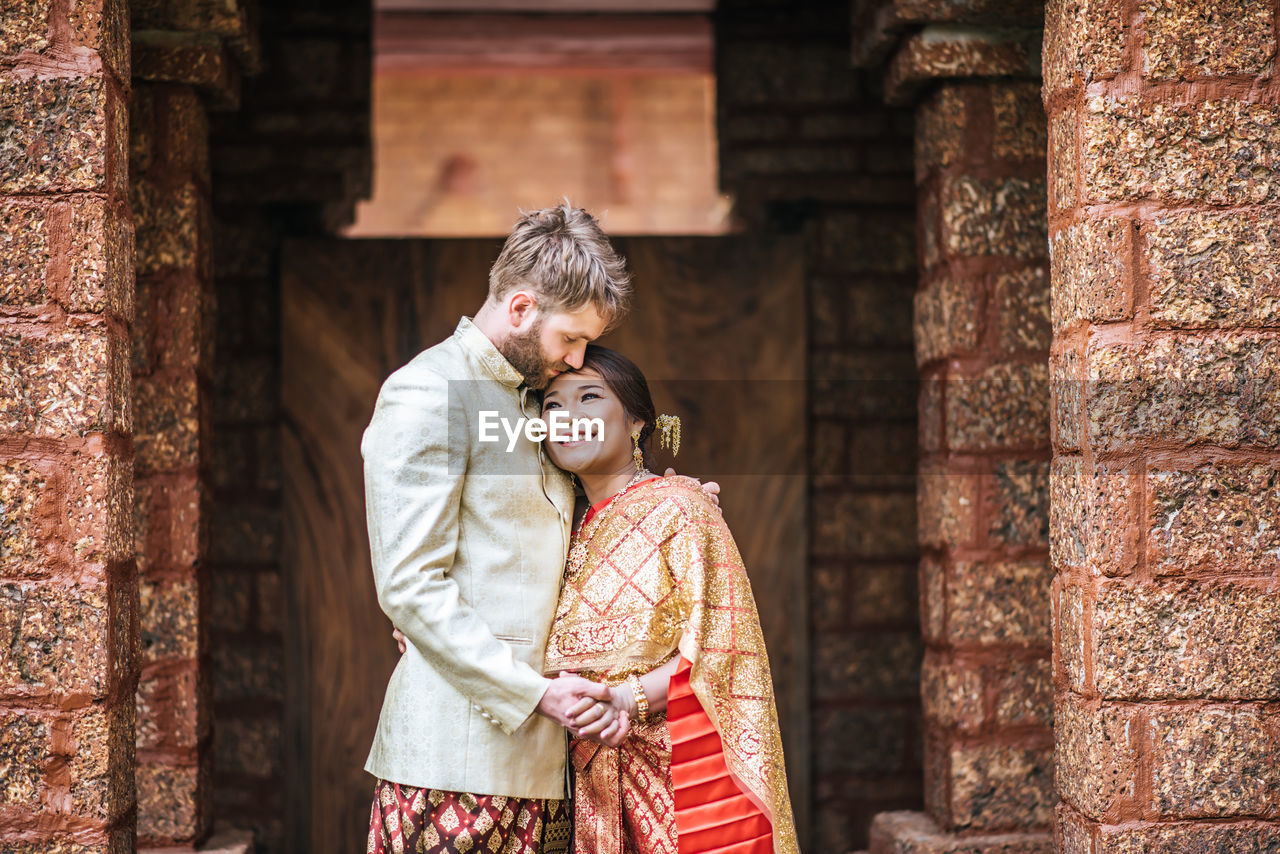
367, 779, 572, 854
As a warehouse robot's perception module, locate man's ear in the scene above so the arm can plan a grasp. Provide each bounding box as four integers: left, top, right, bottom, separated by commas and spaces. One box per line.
507, 290, 538, 329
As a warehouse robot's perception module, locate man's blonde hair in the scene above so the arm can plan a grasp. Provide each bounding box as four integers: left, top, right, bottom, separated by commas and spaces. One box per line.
488, 202, 631, 326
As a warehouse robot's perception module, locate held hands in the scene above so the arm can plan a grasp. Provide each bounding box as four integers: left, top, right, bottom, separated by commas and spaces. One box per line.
566, 679, 637, 748
536, 672, 614, 732
663, 467, 721, 510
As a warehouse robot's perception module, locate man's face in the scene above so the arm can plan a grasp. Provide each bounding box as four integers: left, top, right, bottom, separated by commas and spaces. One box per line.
499, 301, 608, 390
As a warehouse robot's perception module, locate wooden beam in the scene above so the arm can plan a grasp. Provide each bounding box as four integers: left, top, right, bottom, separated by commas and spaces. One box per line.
375, 12, 713, 74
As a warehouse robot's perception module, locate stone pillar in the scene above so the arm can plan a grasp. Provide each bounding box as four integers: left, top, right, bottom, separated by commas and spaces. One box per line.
1045, 1, 1280, 850
129, 1, 257, 846
852, 6, 1056, 852
717, 1, 922, 848
0, 1, 137, 851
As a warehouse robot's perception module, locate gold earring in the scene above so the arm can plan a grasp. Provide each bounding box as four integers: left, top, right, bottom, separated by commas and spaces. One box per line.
631, 428, 645, 470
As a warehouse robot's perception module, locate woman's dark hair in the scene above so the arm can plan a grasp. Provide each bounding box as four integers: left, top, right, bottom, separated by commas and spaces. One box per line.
578, 344, 657, 464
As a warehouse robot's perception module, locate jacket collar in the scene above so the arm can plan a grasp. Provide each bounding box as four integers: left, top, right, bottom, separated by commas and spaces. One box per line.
454, 316, 525, 389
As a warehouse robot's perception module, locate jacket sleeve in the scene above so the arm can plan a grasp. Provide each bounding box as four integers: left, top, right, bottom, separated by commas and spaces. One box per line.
361, 366, 550, 734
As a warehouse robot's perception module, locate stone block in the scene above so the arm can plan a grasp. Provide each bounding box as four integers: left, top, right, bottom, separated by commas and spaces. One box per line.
846, 283, 914, 349
819, 210, 917, 274
814, 706, 907, 775
0, 200, 50, 306
1054, 581, 1088, 693
0, 1, 51, 56
66, 195, 134, 318
995, 265, 1051, 354
1054, 696, 1136, 820
921, 651, 984, 731
132, 179, 203, 275
1048, 107, 1077, 212
718, 42, 860, 107
213, 714, 281, 778
137, 665, 201, 750
915, 86, 966, 175
137, 762, 200, 842
0, 75, 116, 193
1093, 580, 1280, 700
1050, 456, 1137, 577
1146, 209, 1280, 328
209, 500, 279, 565
921, 555, 945, 642
918, 466, 977, 549
945, 362, 1049, 452
213, 355, 278, 422
140, 576, 199, 662
947, 558, 1052, 646
134, 371, 200, 471
941, 176, 1048, 260
0, 323, 130, 437
0, 581, 113, 697
212, 641, 283, 703
919, 373, 944, 453
1083, 96, 1280, 205
1096, 822, 1280, 852
1049, 217, 1132, 332
994, 657, 1053, 728
1086, 335, 1280, 451
69, 699, 133, 822
1149, 706, 1280, 817
1141, 0, 1275, 79
948, 744, 1055, 830
134, 474, 202, 577
850, 563, 918, 625
914, 276, 981, 366
1148, 462, 1280, 575
0, 457, 56, 578
1042, 0, 1127, 93
1050, 346, 1084, 452
986, 459, 1050, 548
886, 32, 1036, 106
0, 709, 48, 806
814, 492, 917, 558
813, 633, 922, 702
992, 82, 1047, 163
1055, 803, 1092, 854
869, 809, 1053, 854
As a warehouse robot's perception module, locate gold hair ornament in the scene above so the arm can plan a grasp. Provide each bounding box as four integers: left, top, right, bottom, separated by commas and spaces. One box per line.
654, 414, 681, 457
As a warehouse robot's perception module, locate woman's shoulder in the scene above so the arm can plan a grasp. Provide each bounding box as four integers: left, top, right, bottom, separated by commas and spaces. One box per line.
622, 475, 721, 524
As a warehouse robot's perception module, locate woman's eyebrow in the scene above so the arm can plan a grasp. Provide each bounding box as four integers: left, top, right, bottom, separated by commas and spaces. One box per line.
577, 384, 604, 393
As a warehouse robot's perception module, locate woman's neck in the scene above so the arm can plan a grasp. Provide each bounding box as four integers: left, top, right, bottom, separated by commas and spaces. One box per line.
579, 463, 651, 507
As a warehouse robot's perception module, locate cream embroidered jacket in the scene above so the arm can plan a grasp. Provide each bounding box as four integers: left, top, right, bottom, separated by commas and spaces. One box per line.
361, 316, 575, 798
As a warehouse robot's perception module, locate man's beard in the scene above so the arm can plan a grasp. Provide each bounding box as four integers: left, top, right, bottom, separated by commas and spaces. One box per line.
499, 318, 562, 390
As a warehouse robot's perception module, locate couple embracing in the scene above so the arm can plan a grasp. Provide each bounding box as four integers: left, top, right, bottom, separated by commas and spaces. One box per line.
360, 203, 798, 854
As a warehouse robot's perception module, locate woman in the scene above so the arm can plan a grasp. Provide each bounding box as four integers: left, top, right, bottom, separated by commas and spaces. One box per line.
540, 345, 798, 854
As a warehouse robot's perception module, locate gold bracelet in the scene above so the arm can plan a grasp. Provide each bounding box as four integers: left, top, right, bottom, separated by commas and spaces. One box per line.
626, 673, 649, 724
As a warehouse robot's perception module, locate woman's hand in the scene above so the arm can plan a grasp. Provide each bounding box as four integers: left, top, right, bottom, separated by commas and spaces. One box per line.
392, 626, 407, 654
663, 468, 721, 509
567, 684, 635, 747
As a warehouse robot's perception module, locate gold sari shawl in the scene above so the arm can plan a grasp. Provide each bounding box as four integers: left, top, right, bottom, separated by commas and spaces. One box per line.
545, 476, 798, 854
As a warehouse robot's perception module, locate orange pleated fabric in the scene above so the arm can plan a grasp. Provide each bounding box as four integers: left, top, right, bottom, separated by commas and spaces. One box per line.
667, 656, 773, 854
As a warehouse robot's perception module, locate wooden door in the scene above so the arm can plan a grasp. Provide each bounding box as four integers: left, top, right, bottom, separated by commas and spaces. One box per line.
281, 236, 807, 853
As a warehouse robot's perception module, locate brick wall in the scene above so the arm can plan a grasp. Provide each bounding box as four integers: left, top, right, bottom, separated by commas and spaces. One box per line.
0, 0, 138, 850
207, 1, 371, 850
717, 1, 922, 849
1046, 0, 1280, 849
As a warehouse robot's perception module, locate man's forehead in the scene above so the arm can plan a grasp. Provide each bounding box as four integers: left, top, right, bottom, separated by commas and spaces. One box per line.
549, 305, 607, 337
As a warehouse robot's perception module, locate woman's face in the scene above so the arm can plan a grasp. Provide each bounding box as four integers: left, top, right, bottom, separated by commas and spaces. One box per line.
541, 367, 641, 476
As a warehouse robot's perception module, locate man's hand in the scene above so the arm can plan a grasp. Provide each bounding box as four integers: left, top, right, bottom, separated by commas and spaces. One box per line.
392, 626, 407, 654
536, 672, 613, 729
664, 467, 721, 509
569, 685, 634, 747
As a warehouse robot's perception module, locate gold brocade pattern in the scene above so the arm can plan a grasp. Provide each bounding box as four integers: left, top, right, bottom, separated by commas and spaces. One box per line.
545, 477, 798, 854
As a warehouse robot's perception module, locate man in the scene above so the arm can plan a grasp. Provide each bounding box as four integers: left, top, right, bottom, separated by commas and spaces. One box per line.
362, 203, 707, 854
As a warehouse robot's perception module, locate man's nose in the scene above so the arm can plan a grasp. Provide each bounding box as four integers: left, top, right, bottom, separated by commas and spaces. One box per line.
564, 346, 585, 370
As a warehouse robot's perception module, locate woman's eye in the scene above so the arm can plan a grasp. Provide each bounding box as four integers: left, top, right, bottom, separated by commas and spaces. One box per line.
581, 392, 600, 401
544, 401, 561, 410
